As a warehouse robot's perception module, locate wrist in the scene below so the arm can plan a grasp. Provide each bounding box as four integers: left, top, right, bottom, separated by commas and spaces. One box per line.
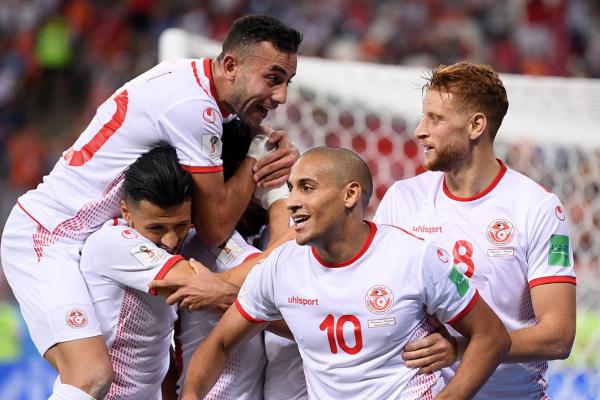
247, 134, 275, 161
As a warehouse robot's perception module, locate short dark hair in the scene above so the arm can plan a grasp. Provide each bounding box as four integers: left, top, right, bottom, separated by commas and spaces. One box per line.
220, 14, 302, 58
122, 145, 194, 209
425, 62, 509, 140
221, 119, 252, 180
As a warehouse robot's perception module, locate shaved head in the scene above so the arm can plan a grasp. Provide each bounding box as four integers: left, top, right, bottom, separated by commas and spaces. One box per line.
300, 147, 373, 208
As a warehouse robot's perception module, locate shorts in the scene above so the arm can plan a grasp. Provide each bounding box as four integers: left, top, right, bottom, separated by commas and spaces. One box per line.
0, 205, 102, 356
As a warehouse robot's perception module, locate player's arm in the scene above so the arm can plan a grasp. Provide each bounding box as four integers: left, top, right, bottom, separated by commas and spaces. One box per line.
502, 282, 575, 362
192, 129, 298, 247
404, 283, 575, 369
252, 129, 300, 188
502, 196, 576, 362
191, 158, 256, 247
435, 295, 511, 399
150, 258, 238, 313
219, 198, 295, 288
181, 303, 269, 399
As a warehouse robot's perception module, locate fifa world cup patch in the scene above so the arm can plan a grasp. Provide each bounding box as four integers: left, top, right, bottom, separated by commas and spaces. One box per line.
548, 234, 571, 267
201, 134, 222, 161
211, 237, 246, 265
448, 266, 469, 297
130, 243, 168, 267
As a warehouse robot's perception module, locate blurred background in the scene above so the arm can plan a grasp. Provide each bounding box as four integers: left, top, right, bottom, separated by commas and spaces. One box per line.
1, 0, 599, 398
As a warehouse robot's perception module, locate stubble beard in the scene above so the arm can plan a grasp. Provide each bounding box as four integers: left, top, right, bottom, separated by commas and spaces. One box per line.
425, 139, 470, 172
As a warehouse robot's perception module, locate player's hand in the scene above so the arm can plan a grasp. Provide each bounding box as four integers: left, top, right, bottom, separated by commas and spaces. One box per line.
403, 316, 457, 374
253, 130, 299, 188
148, 259, 238, 313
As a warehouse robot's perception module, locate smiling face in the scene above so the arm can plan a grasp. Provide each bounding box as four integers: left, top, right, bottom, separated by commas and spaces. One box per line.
286, 154, 348, 247
227, 42, 297, 128
121, 199, 192, 254
415, 89, 473, 172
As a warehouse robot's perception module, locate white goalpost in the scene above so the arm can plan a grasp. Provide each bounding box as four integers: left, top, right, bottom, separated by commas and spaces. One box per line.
159, 28, 600, 398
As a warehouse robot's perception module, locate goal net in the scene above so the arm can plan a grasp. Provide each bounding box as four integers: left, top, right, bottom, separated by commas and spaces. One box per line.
159, 28, 600, 398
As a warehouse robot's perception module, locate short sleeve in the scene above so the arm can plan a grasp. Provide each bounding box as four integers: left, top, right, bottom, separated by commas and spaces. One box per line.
526, 195, 576, 288
83, 226, 183, 294
420, 242, 478, 324
158, 98, 224, 173
235, 247, 283, 323
181, 230, 261, 272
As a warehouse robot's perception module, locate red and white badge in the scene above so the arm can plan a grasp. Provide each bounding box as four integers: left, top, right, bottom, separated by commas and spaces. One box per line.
66, 309, 88, 329
365, 285, 394, 315
486, 219, 515, 246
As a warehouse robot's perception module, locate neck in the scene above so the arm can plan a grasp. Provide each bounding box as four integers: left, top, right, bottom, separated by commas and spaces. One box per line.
314, 218, 371, 265
210, 59, 235, 115
444, 147, 501, 198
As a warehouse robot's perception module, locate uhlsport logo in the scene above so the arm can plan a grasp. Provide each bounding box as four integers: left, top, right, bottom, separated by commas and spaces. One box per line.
486, 219, 515, 246
555, 205, 566, 221
436, 248, 449, 263
66, 309, 88, 328
203, 107, 217, 123
122, 229, 138, 239
365, 285, 394, 314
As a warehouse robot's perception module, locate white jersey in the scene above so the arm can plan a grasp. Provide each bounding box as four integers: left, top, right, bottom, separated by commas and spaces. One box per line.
18, 58, 233, 240
176, 230, 266, 399
263, 332, 308, 400
80, 219, 182, 399
374, 160, 576, 399
236, 222, 478, 400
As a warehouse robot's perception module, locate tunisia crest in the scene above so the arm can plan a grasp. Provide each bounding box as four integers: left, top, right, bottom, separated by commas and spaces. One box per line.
365, 285, 394, 314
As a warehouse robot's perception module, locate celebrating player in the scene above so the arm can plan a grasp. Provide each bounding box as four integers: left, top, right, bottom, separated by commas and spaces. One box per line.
181, 147, 510, 400
0, 14, 301, 399
80, 144, 292, 397
374, 62, 577, 398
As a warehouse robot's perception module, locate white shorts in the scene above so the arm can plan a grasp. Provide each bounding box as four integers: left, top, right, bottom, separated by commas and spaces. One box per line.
0, 205, 102, 356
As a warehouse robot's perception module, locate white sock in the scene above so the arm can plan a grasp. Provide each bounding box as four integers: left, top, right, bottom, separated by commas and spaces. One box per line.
49, 383, 96, 400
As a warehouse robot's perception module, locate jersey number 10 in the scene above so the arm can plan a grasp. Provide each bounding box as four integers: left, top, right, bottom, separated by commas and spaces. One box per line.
319, 314, 363, 355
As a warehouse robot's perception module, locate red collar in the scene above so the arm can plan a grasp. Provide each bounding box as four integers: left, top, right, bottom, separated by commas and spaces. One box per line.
311, 221, 377, 268
443, 158, 507, 202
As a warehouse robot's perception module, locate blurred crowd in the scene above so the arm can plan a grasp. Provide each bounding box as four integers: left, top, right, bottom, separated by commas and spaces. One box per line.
1, 0, 600, 268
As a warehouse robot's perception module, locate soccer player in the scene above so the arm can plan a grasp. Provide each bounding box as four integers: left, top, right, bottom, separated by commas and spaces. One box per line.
80, 144, 291, 398
181, 147, 511, 400
374, 62, 577, 398
0, 14, 302, 399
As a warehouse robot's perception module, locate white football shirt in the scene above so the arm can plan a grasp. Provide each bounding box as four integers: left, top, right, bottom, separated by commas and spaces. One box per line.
374, 160, 576, 399
19, 58, 232, 240
176, 230, 266, 399
80, 218, 183, 399
237, 222, 479, 400
263, 332, 308, 400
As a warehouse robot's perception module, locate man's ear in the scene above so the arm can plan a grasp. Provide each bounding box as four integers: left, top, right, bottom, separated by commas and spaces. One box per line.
468, 112, 487, 141
221, 54, 238, 82
344, 182, 362, 209
120, 199, 132, 224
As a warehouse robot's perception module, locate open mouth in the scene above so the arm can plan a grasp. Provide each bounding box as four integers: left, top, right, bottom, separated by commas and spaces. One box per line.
255, 104, 269, 119
292, 214, 310, 229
